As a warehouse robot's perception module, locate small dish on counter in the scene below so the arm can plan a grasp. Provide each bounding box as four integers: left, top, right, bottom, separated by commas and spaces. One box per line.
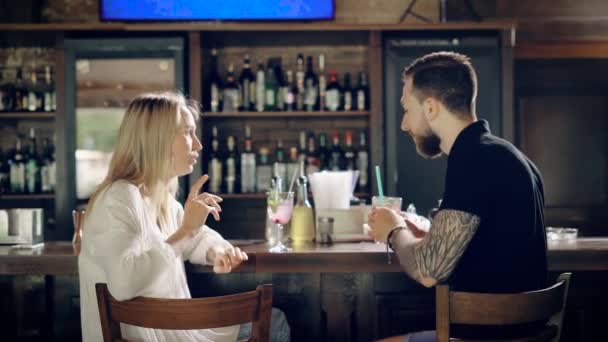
546, 227, 578, 241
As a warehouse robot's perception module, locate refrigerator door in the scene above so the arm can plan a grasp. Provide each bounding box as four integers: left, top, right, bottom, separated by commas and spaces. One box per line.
54, 38, 185, 240
383, 33, 502, 215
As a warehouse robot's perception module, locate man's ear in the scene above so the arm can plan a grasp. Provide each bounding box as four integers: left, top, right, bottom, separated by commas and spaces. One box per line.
422, 97, 440, 121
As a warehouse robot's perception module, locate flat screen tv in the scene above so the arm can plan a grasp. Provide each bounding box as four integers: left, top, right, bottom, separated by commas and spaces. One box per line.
100, 0, 335, 21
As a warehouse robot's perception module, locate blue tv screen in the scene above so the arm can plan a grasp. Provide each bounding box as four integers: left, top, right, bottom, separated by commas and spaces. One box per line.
100, 0, 335, 21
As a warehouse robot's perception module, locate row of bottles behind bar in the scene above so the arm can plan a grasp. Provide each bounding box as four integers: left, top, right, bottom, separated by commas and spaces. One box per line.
0, 66, 57, 112
205, 126, 369, 194
207, 50, 369, 113
0, 128, 57, 194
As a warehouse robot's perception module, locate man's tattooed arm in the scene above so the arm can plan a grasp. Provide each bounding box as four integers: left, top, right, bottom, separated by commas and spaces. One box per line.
391, 209, 480, 287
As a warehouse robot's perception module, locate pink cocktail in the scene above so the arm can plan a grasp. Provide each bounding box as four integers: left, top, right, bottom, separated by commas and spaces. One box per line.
267, 191, 294, 253
271, 202, 294, 224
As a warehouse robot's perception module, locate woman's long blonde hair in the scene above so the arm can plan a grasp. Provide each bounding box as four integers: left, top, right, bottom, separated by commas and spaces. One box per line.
87, 91, 199, 229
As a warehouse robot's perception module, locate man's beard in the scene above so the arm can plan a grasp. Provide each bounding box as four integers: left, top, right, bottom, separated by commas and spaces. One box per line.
412, 127, 442, 159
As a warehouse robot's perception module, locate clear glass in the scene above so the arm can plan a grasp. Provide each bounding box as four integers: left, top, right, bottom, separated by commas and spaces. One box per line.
267, 191, 294, 253
75, 58, 175, 199
371, 196, 403, 212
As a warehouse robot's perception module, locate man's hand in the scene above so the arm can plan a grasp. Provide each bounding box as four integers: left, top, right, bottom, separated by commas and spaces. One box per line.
207, 245, 249, 273
367, 207, 406, 243
397, 212, 429, 239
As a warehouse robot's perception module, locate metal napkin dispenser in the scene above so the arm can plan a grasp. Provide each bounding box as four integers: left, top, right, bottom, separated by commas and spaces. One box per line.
0, 208, 44, 246
315, 205, 371, 236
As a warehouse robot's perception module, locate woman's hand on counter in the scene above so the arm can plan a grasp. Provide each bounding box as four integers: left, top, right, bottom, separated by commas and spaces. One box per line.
207, 245, 249, 273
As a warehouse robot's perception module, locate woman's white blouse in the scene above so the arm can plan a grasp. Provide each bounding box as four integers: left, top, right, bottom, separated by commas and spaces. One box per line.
79, 181, 238, 342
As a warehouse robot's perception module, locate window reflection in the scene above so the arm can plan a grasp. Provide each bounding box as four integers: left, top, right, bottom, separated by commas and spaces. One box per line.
75, 58, 175, 199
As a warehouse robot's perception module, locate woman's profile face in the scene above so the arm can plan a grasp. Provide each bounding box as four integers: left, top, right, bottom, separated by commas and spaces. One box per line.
171, 107, 202, 178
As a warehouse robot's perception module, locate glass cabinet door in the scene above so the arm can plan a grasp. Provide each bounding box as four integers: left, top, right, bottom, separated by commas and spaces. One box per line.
75, 58, 175, 199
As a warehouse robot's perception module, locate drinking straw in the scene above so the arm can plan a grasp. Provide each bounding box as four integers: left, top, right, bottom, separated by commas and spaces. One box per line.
288, 164, 299, 194
375, 165, 384, 198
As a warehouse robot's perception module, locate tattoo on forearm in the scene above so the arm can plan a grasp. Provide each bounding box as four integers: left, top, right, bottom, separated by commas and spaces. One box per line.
394, 209, 480, 287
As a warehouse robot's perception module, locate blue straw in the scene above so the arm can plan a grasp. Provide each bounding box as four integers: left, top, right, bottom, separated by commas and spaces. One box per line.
375, 165, 384, 198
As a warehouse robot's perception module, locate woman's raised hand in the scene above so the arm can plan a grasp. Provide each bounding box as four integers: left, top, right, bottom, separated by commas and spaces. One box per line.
181, 175, 223, 234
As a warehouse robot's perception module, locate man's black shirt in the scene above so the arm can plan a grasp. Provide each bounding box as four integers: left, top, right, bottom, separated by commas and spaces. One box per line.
440, 120, 548, 338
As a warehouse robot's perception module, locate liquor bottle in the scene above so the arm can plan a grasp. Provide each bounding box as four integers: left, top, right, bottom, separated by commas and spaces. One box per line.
14, 68, 27, 112
222, 63, 240, 112
297, 130, 307, 167
342, 72, 353, 111
305, 133, 320, 175
0, 69, 13, 112
208, 126, 223, 193
0, 148, 9, 193
274, 139, 287, 188
9, 137, 26, 193
40, 138, 53, 193
43, 65, 55, 112
318, 54, 326, 111
290, 167, 315, 244
225, 135, 238, 194
325, 70, 341, 111
303, 56, 318, 112
256, 147, 272, 192
264, 62, 278, 111
285, 70, 297, 111
239, 55, 255, 111
240, 125, 256, 193
343, 130, 356, 171
25, 128, 41, 193
27, 68, 39, 112
356, 131, 369, 192
295, 54, 305, 111
255, 62, 266, 112
286, 146, 299, 186
318, 132, 329, 171
329, 132, 343, 171
356, 71, 369, 111
275, 64, 287, 111
209, 49, 222, 112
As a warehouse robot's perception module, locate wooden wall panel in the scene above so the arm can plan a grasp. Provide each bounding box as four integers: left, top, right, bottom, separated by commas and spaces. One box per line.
35, 0, 440, 24
497, 0, 608, 41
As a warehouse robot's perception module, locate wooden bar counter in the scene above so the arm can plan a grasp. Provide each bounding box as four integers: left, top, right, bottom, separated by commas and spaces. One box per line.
1, 238, 608, 275
2, 238, 608, 341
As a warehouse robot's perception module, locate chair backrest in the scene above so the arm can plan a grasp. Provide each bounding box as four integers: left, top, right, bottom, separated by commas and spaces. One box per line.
436, 273, 572, 342
95, 283, 273, 342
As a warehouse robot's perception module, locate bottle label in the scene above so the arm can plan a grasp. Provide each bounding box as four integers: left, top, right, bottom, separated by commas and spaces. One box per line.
49, 162, 56, 190
305, 82, 317, 108
223, 89, 239, 112
344, 92, 352, 111
242, 79, 250, 108
326, 89, 340, 111
10, 164, 25, 192
249, 81, 256, 108
357, 90, 366, 110
357, 152, 368, 186
265, 89, 275, 107
226, 156, 235, 193
26, 161, 37, 193
240, 154, 256, 192
209, 159, 223, 193
210, 84, 220, 112
41, 166, 51, 192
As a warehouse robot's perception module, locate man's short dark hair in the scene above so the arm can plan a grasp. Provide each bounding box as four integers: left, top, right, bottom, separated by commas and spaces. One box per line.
403, 51, 477, 119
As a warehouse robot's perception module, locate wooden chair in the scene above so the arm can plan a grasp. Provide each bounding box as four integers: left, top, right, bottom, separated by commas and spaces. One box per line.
72, 209, 85, 254
95, 283, 273, 342
436, 273, 572, 342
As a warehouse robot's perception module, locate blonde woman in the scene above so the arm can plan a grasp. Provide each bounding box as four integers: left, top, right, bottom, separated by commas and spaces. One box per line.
78, 92, 290, 342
